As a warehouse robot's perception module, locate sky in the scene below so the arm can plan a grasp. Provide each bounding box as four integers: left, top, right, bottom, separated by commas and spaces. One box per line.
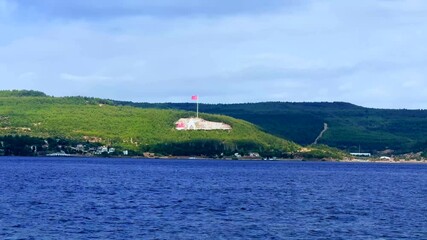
1, 0, 427, 109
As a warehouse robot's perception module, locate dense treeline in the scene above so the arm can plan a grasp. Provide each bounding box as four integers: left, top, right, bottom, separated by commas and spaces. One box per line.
0, 135, 346, 159
0, 135, 99, 156
147, 139, 297, 158
0, 135, 45, 156
0, 90, 47, 97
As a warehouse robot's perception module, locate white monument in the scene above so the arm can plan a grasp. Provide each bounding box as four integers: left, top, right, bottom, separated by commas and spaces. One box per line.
175, 118, 232, 131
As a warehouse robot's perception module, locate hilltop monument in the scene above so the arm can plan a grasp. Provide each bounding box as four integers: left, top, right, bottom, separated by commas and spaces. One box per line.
175, 117, 232, 131
175, 95, 232, 131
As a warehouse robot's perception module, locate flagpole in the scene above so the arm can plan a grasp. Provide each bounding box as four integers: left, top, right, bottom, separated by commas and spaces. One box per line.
196, 97, 199, 118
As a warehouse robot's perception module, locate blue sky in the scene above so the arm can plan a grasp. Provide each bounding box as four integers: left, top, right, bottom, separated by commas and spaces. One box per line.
1, 0, 427, 108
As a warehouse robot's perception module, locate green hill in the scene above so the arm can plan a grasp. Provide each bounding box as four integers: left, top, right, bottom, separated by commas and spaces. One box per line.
114, 101, 427, 154
2, 93, 332, 158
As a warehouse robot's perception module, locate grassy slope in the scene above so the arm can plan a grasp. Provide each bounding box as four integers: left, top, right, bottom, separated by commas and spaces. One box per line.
0, 96, 301, 155
115, 101, 427, 154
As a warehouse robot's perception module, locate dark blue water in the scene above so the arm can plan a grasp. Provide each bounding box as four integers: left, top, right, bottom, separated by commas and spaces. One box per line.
0, 157, 426, 239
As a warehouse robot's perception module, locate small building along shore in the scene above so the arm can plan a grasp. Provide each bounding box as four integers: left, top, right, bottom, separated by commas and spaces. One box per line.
350, 152, 371, 157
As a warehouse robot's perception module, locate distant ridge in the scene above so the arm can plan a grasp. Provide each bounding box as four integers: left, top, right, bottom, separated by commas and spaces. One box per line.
0, 90, 47, 97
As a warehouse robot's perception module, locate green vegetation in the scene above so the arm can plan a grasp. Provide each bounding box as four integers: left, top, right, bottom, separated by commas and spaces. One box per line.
0, 92, 314, 158
4, 90, 425, 157
0, 135, 101, 156
298, 144, 350, 160
115, 101, 427, 154
0, 90, 47, 97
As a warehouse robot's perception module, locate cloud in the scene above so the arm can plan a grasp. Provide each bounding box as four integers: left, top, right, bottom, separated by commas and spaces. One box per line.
60, 73, 112, 82
0, 0, 427, 108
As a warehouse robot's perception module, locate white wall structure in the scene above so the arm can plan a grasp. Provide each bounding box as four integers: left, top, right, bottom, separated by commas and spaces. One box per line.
175, 118, 232, 131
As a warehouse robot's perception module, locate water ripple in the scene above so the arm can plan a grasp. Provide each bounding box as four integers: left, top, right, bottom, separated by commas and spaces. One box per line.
0, 158, 426, 239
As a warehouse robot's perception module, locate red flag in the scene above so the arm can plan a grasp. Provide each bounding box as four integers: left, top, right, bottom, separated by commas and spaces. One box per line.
191, 95, 198, 100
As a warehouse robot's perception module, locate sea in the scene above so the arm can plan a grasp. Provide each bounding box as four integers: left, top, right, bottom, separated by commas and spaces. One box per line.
0, 157, 426, 239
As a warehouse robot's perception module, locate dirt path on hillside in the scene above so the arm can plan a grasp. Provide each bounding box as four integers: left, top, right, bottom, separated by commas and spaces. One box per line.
313, 123, 328, 144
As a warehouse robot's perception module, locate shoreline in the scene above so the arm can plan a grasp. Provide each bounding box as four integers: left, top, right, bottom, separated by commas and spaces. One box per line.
341, 158, 427, 164
1, 155, 427, 164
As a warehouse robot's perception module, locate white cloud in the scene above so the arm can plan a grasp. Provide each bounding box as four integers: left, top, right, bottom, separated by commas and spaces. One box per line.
0, 0, 427, 108
60, 73, 112, 82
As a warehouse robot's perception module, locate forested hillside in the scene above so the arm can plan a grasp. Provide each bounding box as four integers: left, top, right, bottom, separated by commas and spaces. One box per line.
0, 92, 317, 158
115, 101, 427, 154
